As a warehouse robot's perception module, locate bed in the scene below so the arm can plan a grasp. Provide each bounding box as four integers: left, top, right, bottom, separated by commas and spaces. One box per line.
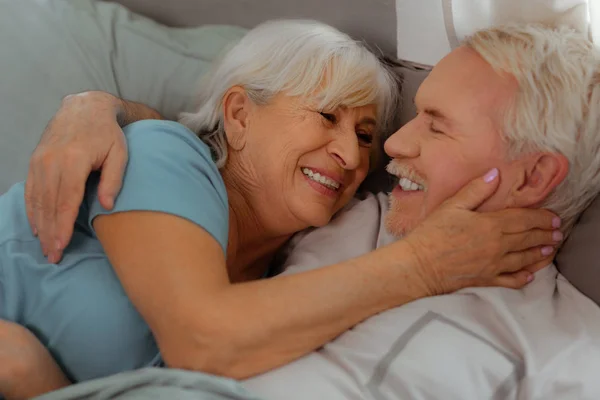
1, 0, 600, 398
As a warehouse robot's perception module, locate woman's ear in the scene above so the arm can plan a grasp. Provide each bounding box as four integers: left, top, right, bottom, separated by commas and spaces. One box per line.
222, 86, 250, 151
511, 152, 569, 207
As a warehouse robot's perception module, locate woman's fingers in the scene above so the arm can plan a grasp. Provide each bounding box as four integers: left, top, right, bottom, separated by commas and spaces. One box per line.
524, 256, 556, 275
503, 228, 562, 253
489, 269, 535, 290
485, 254, 555, 290
441, 168, 501, 211
496, 208, 561, 234
500, 246, 555, 274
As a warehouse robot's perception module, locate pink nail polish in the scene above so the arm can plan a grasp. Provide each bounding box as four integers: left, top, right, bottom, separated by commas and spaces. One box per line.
552, 231, 563, 242
541, 246, 554, 256
527, 274, 534, 283
552, 217, 561, 229
484, 168, 499, 183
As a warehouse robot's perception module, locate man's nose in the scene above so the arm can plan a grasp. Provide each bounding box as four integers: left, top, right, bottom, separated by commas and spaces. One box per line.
384, 121, 420, 159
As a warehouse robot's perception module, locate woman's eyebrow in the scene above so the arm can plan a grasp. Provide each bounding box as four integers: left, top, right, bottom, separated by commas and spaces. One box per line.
357, 117, 377, 127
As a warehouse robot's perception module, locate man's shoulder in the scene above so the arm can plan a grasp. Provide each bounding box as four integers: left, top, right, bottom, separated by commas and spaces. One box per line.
338, 191, 390, 216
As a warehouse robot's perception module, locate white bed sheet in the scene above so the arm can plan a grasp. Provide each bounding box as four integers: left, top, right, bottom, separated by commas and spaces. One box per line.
243, 194, 600, 399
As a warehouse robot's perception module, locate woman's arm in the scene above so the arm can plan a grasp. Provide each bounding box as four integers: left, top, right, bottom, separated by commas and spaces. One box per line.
94, 172, 559, 380
25, 91, 162, 264
93, 211, 422, 379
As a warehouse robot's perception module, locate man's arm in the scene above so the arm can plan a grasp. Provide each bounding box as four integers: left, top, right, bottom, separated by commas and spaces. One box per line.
0, 320, 70, 399
25, 91, 163, 263
115, 93, 164, 125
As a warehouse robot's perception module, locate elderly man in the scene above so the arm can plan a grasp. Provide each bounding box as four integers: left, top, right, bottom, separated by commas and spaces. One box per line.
6, 23, 600, 399
239, 23, 600, 399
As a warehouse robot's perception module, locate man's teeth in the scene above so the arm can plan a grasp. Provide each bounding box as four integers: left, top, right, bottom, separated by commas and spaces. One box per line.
302, 168, 340, 190
399, 177, 424, 192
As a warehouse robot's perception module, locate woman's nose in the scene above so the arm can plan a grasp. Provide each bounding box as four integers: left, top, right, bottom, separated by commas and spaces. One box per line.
328, 131, 361, 170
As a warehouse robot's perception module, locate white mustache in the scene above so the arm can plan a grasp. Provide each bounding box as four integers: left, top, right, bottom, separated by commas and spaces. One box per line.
385, 160, 426, 188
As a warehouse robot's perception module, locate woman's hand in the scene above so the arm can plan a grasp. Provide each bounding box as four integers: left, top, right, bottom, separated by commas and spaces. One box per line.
25, 91, 161, 263
399, 168, 561, 295
0, 320, 70, 399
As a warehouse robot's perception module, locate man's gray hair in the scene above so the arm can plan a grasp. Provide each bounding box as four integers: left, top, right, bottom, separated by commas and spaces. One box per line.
464, 24, 600, 235
179, 19, 398, 168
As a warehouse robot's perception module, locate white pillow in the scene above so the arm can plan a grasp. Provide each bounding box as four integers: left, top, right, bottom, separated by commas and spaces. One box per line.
396, 0, 594, 66
0, 0, 246, 193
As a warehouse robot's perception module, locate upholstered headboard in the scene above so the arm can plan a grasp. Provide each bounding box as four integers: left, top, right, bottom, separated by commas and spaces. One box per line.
106, 0, 398, 56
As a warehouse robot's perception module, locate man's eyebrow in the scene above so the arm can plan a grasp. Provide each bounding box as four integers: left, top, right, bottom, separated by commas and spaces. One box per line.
423, 108, 451, 122
413, 97, 452, 123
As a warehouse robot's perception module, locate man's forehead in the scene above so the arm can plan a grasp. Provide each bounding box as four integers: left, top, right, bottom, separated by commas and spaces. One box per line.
415, 48, 514, 126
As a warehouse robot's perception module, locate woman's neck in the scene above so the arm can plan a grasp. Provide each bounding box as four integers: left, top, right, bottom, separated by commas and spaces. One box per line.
222, 168, 292, 283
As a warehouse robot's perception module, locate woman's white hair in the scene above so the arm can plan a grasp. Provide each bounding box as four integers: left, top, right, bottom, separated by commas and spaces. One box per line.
179, 19, 398, 168
464, 24, 600, 235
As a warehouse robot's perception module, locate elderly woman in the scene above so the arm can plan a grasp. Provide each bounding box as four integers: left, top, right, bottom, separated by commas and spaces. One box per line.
0, 20, 558, 400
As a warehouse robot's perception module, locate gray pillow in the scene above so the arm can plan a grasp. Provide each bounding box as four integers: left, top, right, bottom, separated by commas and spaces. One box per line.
0, 0, 246, 193
556, 196, 600, 305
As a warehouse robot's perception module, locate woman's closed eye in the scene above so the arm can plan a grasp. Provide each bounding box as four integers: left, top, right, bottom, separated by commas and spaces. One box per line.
357, 131, 373, 146
319, 112, 337, 123
320, 111, 373, 146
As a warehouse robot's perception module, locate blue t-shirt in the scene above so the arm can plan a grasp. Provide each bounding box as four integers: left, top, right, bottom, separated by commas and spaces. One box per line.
0, 120, 228, 382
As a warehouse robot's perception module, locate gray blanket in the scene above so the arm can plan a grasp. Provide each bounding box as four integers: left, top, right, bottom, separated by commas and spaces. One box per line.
34, 368, 264, 400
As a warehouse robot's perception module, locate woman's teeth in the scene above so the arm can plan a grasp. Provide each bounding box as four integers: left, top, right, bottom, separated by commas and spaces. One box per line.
302, 168, 340, 190
399, 177, 424, 192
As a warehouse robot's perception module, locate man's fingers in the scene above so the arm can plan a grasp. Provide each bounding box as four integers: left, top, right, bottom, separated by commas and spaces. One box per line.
497, 208, 561, 234
503, 229, 562, 253
24, 169, 37, 236
37, 161, 60, 261
31, 160, 49, 254
97, 143, 127, 210
54, 167, 91, 258
444, 168, 500, 211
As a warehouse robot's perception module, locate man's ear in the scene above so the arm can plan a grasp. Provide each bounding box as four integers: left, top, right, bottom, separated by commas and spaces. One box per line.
511, 152, 569, 207
222, 86, 250, 151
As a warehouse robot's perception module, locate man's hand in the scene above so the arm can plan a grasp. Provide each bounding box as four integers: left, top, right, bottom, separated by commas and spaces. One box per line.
0, 320, 70, 400
25, 91, 161, 263
402, 168, 562, 295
